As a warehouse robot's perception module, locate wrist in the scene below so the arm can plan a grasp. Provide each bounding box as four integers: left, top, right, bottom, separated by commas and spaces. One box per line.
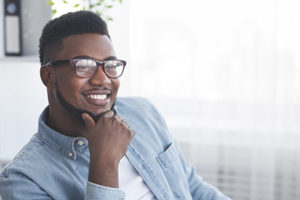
88, 156, 120, 188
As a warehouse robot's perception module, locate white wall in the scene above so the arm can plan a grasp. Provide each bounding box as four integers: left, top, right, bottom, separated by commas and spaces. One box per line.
127, 1, 300, 199
0, 57, 48, 159
0, 0, 50, 159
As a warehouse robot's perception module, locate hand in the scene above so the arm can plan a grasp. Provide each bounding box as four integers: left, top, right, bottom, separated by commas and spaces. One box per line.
81, 110, 135, 188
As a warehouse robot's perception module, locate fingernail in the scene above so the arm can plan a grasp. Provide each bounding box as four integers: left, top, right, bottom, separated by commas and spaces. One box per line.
82, 113, 87, 119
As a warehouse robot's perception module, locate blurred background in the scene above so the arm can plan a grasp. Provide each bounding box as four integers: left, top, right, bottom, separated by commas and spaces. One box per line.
1, 0, 300, 199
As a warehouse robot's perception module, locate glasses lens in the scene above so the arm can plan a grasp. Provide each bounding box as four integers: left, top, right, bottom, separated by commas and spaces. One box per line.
104, 60, 124, 78
75, 59, 97, 77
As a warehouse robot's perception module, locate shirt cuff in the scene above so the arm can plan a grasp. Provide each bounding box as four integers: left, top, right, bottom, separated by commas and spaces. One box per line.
85, 181, 125, 200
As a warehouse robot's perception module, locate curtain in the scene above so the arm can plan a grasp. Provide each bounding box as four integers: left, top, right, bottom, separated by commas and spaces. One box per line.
126, 0, 300, 199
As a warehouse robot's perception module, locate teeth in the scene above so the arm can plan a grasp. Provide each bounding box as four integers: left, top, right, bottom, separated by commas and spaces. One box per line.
87, 94, 107, 100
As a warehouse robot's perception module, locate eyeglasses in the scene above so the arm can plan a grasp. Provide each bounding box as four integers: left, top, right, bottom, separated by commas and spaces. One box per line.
44, 57, 126, 79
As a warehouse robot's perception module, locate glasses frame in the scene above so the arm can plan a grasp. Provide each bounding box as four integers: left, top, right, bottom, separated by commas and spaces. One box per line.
44, 58, 126, 79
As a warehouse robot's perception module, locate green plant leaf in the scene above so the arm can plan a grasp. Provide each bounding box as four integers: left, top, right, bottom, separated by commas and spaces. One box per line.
107, 17, 113, 21
83, 6, 86, 10
106, 5, 113, 8
95, 10, 101, 16
47, 0, 54, 6
63, 0, 68, 4
97, 0, 104, 5
52, 9, 57, 15
96, 2, 103, 6
119, 0, 123, 3
74, 3, 80, 7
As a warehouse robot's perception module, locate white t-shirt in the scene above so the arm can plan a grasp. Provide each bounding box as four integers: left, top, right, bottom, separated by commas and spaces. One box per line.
119, 156, 157, 200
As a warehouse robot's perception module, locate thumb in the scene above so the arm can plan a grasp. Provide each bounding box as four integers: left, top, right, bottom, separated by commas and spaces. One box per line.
81, 113, 95, 129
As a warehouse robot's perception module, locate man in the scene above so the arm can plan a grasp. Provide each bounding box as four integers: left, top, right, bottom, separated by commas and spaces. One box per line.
0, 11, 231, 200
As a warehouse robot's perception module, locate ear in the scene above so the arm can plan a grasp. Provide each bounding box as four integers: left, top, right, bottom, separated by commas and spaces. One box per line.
40, 66, 55, 89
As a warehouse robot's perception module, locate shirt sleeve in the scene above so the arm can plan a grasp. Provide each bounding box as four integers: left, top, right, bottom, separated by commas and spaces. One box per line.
0, 172, 51, 200
85, 181, 125, 200
0, 172, 126, 200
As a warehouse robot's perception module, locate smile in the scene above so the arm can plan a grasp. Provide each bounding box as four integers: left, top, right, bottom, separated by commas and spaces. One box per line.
86, 94, 107, 100
84, 92, 111, 106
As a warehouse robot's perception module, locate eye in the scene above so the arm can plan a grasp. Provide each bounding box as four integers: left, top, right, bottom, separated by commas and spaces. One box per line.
104, 60, 123, 68
75, 59, 97, 72
104, 60, 124, 77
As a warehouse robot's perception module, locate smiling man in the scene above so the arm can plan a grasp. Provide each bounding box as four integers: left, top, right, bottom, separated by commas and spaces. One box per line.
0, 11, 231, 200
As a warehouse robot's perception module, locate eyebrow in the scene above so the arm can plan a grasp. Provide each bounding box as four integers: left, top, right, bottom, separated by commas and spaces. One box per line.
73, 55, 117, 61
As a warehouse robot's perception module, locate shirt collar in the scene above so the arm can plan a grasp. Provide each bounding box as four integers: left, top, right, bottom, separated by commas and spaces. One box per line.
37, 107, 88, 160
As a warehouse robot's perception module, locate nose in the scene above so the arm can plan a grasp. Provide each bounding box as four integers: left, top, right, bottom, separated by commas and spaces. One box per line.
88, 66, 111, 86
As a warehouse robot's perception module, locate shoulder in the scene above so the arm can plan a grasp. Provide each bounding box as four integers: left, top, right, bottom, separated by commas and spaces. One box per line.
116, 96, 164, 125
116, 96, 155, 110
0, 134, 47, 178
0, 135, 51, 198
116, 97, 173, 147
116, 96, 160, 114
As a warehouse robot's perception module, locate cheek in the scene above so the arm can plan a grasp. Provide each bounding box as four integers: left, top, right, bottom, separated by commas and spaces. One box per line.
112, 79, 120, 94
55, 73, 86, 101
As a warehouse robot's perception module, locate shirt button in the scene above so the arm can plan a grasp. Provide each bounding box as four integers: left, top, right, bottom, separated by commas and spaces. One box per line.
68, 152, 73, 157
77, 140, 84, 146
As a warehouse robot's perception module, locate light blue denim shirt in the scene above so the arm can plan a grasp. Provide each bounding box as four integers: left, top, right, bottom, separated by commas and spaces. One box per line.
0, 97, 231, 200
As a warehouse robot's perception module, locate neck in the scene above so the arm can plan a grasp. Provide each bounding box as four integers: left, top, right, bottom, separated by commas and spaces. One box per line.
46, 105, 86, 137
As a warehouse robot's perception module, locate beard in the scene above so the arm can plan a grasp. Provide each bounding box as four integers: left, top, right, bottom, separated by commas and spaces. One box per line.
56, 87, 115, 124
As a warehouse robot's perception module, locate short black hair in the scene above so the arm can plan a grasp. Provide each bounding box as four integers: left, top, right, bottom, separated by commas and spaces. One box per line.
39, 11, 110, 65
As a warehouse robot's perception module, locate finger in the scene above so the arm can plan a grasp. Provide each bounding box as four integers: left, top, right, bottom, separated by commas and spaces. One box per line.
129, 129, 135, 138
103, 110, 115, 118
81, 113, 96, 129
122, 120, 130, 128
115, 114, 123, 121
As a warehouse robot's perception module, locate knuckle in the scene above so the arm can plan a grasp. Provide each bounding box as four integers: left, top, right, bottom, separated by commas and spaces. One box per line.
116, 114, 123, 121
104, 110, 114, 118
129, 129, 135, 138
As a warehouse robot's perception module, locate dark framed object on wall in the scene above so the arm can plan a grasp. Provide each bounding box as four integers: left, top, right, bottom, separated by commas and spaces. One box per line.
4, 0, 22, 56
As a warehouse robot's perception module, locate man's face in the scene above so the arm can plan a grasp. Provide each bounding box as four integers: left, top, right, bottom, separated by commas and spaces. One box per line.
51, 33, 120, 121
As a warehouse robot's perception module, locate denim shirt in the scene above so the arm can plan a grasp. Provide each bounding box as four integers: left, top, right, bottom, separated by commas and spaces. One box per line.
0, 97, 231, 200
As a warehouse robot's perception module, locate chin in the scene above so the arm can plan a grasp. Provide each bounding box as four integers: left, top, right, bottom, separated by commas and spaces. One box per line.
85, 103, 114, 118
90, 108, 109, 116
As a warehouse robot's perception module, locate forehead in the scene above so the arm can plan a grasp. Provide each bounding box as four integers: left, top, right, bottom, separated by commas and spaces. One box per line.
55, 33, 115, 60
